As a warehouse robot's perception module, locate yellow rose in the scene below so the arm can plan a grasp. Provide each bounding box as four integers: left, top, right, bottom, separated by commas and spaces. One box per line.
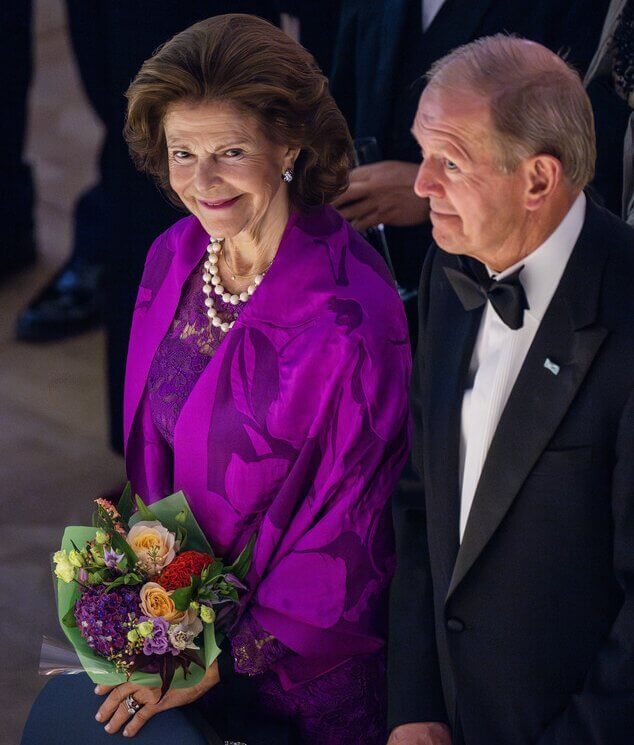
139, 582, 185, 623
126, 521, 177, 577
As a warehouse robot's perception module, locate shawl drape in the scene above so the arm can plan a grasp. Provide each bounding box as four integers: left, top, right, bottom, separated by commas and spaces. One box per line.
124, 205, 411, 688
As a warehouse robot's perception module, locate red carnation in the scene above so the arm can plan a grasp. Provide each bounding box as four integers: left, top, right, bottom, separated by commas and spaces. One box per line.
157, 550, 214, 591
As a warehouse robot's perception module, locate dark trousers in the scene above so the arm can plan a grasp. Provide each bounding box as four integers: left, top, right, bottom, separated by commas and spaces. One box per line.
21, 675, 220, 744
1, 0, 34, 254
22, 673, 300, 745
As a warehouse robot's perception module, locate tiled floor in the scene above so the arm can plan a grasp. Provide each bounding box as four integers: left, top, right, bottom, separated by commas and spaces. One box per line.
1, 2, 125, 742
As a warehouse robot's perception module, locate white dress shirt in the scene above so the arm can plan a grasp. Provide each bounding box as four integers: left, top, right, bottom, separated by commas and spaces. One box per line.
422, 0, 447, 31
458, 193, 586, 540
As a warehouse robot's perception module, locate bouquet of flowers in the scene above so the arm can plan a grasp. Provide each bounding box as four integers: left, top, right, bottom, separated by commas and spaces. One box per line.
52, 486, 253, 697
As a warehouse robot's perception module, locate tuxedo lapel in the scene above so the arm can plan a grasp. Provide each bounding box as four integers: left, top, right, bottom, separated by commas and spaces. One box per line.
426, 253, 483, 588
447, 203, 609, 599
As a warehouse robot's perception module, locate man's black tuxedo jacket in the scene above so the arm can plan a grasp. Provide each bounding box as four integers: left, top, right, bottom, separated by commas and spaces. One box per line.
388, 199, 634, 744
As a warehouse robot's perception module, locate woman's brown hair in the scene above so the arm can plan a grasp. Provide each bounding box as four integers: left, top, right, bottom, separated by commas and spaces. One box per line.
124, 14, 353, 210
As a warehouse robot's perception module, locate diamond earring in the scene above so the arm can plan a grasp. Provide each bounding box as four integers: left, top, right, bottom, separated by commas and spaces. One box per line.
282, 168, 294, 183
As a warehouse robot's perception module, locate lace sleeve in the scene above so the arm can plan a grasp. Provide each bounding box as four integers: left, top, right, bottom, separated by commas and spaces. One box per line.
229, 611, 292, 676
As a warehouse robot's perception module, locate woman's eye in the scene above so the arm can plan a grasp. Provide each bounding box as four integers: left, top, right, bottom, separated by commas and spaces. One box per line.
444, 159, 459, 171
171, 151, 191, 162
224, 149, 244, 158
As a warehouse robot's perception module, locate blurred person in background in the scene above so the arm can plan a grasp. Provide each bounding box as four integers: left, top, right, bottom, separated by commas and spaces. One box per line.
584, 0, 634, 225
329, 0, 611, 341
1, 2, 36, 280
277, 0, 343, 78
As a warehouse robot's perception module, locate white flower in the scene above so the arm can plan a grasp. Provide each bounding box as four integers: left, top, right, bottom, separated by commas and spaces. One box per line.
167, 608, 203, 651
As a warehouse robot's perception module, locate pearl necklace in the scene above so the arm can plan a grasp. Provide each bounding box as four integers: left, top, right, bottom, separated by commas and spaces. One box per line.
202, 237, 266, 333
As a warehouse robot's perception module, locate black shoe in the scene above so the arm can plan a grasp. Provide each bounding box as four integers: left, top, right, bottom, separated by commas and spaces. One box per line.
15, 261, 104, 342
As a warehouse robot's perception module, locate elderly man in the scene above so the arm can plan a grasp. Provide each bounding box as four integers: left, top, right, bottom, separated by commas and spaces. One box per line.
388, 35, 634, 745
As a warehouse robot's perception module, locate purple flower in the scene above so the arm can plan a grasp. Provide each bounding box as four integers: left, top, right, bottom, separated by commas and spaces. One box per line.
142, 617, 171, 656
74, 585, 141, 658
103, 546, 125, 569
224, 573, 247, 591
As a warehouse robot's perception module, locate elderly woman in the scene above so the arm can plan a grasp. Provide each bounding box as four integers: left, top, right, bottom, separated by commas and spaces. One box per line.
23, 14, 410, 745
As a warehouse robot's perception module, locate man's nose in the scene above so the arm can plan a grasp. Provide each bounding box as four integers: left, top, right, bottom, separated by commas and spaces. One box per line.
194, 157, 222, 191
414, 159, 443, 199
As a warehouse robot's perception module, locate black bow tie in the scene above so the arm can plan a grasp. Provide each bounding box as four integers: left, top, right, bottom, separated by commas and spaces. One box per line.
444, 259, 529, 330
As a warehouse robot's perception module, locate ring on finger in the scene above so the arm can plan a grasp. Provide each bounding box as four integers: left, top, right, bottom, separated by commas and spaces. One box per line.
124, 694, 142, 716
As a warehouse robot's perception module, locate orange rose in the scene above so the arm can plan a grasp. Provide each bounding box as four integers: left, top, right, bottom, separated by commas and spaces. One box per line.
139, 582, 185, 624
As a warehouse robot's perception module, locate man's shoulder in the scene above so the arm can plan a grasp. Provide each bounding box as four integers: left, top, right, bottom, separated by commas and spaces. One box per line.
583, 200, 634, 315
586, 198, 634, 256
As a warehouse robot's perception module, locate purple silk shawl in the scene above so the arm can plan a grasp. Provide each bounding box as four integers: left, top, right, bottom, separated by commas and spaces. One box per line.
124, 205, 411, 689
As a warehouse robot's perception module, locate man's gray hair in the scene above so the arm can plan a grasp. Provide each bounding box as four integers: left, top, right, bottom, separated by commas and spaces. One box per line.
426, 34, 596, 189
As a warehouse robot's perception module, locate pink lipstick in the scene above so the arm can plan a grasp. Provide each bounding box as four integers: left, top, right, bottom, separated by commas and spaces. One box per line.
199, 195, 241, 210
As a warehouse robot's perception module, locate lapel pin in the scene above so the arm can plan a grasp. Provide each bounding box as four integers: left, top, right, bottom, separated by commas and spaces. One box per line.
544, 358, 560, 376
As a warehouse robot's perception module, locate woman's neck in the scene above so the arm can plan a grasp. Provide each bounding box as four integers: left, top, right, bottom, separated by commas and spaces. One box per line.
218, 198, 290, 292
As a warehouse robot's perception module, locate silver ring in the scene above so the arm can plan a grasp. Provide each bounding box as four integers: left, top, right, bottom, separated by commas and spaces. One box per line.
124, 693, 141, 715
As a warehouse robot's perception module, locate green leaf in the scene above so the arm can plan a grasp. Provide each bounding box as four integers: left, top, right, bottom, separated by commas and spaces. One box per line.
105, 572, 143, 591
170, 585, 194, 611
61, 605, 77, 628
87, 570, 108, 584
109, 530, 138, 569
117, 482, 134, 525
135, 494, 158, 522
93, 505, 120, 538
175, 525, 188, 552
203, 562, 223, 582
224, 533, 256, 581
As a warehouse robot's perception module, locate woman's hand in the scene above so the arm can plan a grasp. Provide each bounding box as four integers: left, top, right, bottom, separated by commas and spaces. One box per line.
94, 659, 220, 737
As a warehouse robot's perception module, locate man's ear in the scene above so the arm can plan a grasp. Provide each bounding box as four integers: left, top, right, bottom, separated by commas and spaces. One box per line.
523, 154, 564, 211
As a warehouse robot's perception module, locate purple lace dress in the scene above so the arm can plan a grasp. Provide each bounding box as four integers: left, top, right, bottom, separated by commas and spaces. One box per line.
147, 259, 387, 744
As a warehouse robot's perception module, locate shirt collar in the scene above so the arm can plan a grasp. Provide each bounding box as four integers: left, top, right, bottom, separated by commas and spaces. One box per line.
488, 192, 586, 323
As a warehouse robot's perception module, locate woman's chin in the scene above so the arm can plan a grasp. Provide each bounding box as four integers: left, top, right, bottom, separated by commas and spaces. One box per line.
195, 214, 245, 240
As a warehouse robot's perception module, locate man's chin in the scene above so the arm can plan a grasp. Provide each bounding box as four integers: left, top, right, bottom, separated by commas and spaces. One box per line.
431, 226, 464, 255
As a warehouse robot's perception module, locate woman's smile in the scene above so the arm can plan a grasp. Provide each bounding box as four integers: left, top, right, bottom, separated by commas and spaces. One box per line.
197, 195, 242, 210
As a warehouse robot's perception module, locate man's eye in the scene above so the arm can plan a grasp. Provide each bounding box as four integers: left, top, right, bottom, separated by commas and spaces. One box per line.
225, 149, 244, 158
444, 159, 458, 171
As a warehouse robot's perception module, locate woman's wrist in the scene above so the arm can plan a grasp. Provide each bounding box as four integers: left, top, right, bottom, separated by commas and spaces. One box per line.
196, 659, 220, 696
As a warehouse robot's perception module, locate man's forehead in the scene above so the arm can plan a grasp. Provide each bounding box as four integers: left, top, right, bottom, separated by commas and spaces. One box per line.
413, 86, 492, 140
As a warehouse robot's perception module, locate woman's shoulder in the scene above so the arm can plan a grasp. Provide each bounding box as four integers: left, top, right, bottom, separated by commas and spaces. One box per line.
296, 206, 402, 300
146, 214, 204, 260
